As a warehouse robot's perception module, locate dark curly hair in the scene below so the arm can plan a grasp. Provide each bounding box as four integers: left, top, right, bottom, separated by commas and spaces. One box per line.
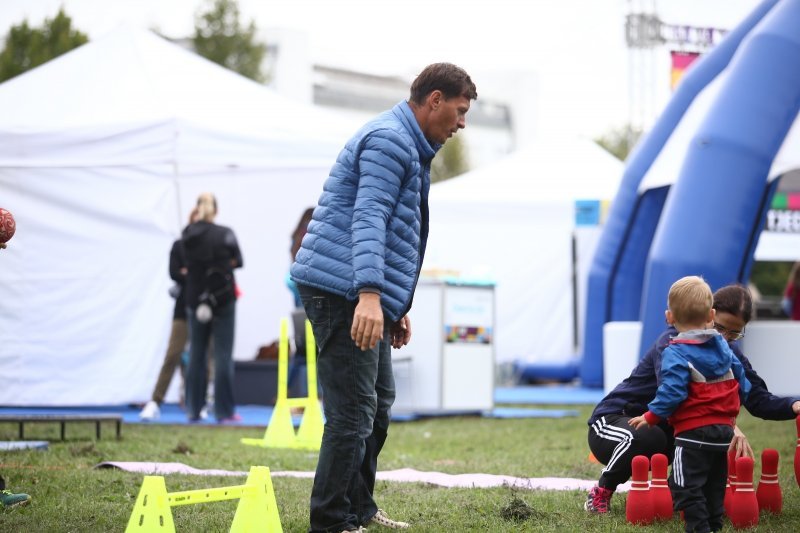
712, 284, 753, 324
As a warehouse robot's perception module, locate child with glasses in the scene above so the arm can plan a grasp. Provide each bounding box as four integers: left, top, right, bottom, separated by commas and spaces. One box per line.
629, 276, 751, 533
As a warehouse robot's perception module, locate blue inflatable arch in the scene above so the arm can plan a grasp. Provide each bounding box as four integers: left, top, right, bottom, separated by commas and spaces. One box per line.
580, 0, 800, 387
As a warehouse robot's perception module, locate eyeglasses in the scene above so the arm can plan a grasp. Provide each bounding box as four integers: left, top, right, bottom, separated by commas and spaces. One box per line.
713, 322, 745, 341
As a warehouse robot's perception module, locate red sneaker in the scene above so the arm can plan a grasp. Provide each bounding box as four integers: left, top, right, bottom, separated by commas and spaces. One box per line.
584, 485, 613, 514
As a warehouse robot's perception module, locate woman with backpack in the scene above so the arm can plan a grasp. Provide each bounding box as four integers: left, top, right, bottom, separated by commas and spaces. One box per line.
182, 192, 244, 423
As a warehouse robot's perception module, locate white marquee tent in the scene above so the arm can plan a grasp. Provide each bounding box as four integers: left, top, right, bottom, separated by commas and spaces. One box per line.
425, 137, 624, 365
0, 27, 359, 405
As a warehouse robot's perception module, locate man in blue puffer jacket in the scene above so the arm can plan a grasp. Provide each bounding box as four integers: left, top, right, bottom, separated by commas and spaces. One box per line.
291, 63, 477, 533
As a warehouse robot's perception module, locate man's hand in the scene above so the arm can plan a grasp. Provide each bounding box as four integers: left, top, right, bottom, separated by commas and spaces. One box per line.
729, 425, 754, 459
792, 400, 800, 415
351, 292, 383, 351
628, 415, 650, 430
390, 315, 412, 349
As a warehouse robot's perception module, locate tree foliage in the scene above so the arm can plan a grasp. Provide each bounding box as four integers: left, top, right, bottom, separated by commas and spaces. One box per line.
431, 135, 470, 183
595, 124, 643, 162
0, 8, 88, 83
750, 260, 793, 297
193, 0, 267, 82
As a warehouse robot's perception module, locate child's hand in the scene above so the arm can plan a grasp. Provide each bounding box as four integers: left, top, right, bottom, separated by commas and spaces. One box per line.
628, 415, 649, 430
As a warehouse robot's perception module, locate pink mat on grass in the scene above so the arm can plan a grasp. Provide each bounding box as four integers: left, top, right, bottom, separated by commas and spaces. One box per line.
95, 461, 631, 493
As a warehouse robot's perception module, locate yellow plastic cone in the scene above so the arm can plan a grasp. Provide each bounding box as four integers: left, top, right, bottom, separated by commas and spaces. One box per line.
294, 319, 323, 450
230, 467, 283, 532
125, 476, 176, 532
242, 319, 298, 448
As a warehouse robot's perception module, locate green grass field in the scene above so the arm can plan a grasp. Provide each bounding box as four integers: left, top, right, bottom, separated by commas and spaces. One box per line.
1, 405, 799, 532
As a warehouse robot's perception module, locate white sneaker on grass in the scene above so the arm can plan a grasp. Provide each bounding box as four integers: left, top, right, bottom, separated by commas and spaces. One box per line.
369, 509, 409, 529
139, 400, 160, 420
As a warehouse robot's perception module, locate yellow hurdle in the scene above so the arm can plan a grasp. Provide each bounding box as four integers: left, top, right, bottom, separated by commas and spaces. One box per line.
241, 317, 323, 451
294, 319, 324, 449
125, 466, 282, 532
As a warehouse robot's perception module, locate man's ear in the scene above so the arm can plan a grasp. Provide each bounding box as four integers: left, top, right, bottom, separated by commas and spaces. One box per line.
428, 90, 442, 109
709, 308, 716, 323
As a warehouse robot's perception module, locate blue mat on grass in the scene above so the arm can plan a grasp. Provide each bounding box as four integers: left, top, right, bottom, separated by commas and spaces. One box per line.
1, 401, 578, 427
0, 404, 277, 428
0, 440, 49, 451
488, 407, 578, 418
391, 407, 578, 422
494, 385, 604, 405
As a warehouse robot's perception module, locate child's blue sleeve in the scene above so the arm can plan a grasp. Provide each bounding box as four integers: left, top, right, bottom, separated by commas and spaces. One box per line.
647, 346, 690, 419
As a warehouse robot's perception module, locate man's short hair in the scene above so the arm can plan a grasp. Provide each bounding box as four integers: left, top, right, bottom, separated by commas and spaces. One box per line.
409, 63, 477, 104
668, 275, 713, 325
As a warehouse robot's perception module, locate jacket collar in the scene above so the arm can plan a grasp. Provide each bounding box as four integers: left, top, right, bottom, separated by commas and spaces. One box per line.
670, 328, 720, 345
393, 100, 439, 162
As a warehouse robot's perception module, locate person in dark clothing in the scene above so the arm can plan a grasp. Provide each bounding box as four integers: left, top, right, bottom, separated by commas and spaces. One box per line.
182, 192, 243, 423
584, 283, 800, 515
140, 209, 204, 420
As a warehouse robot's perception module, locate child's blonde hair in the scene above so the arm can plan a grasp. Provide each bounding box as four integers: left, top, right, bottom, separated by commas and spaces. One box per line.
668, 275, 713, 326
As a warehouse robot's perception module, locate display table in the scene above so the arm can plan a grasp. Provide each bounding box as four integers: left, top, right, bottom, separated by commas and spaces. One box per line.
602, 321, 642, 393
393, 279, 495, 412
740, 321, 800, 397
233, 360, 278, 406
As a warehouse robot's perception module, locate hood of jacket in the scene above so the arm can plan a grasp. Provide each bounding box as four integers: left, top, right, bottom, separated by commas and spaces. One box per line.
670, 329, 732, 378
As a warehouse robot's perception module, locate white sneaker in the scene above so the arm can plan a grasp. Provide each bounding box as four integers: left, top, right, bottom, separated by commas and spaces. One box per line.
199, 406, 209, 420
139, 400, 160, 420
369, 509, 409, 529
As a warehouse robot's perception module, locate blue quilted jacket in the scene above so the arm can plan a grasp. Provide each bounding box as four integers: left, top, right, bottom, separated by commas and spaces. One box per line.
290, 101, 439, 322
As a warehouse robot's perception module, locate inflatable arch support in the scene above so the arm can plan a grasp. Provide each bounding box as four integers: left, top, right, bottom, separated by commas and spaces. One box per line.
581, 0, 800, 387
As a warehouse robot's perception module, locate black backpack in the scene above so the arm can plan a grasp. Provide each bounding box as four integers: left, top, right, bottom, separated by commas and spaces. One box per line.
198, 267, 235, 309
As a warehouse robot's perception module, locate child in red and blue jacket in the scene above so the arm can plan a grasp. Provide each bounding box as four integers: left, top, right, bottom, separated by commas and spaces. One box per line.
630, 276, 751, 533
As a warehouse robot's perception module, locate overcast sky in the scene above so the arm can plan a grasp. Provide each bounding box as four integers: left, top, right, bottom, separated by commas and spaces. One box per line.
0, 0, 764, 138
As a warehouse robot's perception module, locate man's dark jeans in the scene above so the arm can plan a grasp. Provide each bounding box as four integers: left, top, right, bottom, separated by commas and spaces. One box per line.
298, 284, 395, 533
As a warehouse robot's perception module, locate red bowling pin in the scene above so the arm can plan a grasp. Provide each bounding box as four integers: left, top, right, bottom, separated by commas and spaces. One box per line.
795, 415, 800, 489
729, 456, 759, 529
756, 448, 782, 514
626, 455, 654, 525
650, 453, 672, 521
724, 449, 736, 517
